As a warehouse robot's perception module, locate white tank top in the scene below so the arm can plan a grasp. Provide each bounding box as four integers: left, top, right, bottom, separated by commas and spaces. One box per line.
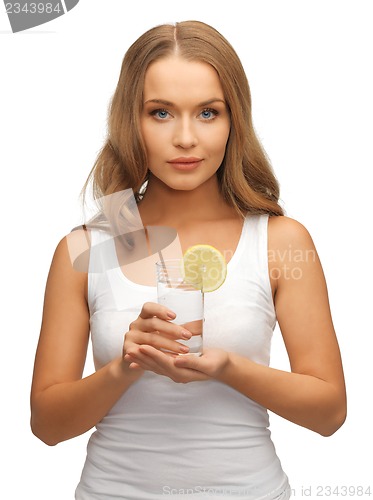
75, 214, 291, 500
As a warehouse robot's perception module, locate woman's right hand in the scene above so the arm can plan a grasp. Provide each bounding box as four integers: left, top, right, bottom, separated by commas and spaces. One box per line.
123, 302, 193, 369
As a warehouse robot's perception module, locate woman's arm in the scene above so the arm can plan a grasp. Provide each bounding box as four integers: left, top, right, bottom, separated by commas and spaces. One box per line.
30, 234, 143, 446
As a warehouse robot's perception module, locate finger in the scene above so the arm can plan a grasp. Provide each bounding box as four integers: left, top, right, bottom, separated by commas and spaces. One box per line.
132, 346, 210, 383
131, 316, 191, 340
128, 362, 143, 370
138, 345, 177, 370
139, 302, 176, 321
139, 344, 172, 359
139, 346, 209, 382
125, 351, 156, 372
126, 331, 190, 355
174, 353, 204, 370
128, 346, 174, 374
138, 316, 192, 341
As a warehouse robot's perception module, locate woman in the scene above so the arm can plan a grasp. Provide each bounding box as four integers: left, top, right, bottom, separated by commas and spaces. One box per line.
30, 21, 346, 499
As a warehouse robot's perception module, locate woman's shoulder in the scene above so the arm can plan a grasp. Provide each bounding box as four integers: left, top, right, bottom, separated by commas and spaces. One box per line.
51, 225, 91, 275
267, 215, 316, 255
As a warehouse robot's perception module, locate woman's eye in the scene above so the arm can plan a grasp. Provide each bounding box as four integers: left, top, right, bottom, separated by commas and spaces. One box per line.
150, 109, 170, 120
200, 108, 218, 120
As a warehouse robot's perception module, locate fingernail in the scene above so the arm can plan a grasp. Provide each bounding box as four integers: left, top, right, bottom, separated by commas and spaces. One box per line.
181, 329, 192, 339
167, 311, 176, 319
179, 345, 189, 353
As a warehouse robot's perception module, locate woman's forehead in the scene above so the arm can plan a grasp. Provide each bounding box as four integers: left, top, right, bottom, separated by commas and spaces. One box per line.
143, 56, 225, 103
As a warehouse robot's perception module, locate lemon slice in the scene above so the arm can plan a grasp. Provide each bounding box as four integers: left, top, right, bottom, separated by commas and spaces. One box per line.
183, 244, 227, 292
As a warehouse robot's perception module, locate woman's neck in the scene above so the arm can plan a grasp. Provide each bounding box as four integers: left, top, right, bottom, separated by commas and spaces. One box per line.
138, 174, 236, 227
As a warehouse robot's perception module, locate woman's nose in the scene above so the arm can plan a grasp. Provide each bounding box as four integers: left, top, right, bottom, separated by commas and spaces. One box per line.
172, 118, 198, 149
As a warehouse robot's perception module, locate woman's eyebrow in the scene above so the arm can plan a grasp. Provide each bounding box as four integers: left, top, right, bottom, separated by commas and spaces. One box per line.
144, 98, 226, 106
144, 98, 173, 106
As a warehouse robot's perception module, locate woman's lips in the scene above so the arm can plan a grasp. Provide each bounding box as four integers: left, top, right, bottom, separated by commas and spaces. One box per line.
167, 158, 203, 171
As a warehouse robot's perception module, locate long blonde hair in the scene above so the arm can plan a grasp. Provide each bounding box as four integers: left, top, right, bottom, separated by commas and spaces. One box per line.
82, 20, 284, 217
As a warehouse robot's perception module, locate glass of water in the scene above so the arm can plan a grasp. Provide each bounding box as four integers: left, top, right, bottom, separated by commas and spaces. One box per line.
156, 258, 204, 356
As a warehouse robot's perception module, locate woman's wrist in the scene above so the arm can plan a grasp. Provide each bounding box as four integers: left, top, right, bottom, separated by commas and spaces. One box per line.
214, 351, 256, 388
109, 357, 144, 385
214, 351, 236, 383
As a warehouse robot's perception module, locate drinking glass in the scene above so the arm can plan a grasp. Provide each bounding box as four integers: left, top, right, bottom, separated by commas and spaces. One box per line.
156, 259, 204, 356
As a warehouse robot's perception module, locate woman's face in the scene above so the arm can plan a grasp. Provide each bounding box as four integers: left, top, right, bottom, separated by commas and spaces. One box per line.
140, 55, 231, 191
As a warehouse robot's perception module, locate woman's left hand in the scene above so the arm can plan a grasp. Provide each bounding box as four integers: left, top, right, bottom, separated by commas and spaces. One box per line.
124, 346, 230, 383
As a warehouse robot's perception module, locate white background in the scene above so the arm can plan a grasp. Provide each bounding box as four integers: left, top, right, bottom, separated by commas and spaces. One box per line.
1, 1, 372, 498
